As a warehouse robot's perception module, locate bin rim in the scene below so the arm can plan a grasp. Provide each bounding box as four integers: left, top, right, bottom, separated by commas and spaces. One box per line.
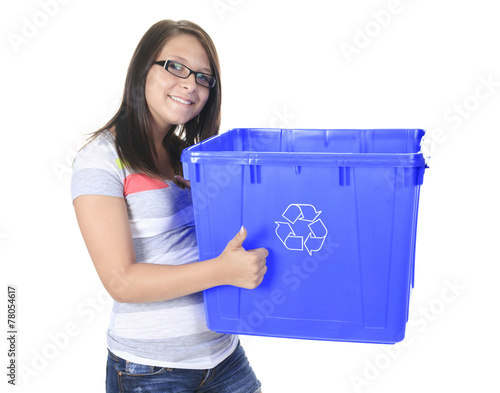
181, 128, 427, 168
181, 151, 426, 167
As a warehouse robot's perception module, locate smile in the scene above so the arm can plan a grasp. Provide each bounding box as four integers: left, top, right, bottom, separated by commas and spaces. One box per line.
169, 95, 193, 105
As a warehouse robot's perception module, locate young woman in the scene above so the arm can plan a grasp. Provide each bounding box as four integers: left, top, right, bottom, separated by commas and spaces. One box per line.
71, 20, 267, 393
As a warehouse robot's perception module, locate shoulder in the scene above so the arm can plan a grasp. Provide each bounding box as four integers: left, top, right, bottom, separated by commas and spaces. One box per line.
71, 130, 126, 201
73, 130, 120, 171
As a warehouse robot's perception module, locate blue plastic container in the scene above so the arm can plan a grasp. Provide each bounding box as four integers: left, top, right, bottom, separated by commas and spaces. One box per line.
181, 128, 426, 344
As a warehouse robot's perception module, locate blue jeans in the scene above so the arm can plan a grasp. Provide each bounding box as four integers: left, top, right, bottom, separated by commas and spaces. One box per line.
106, 341, 262, 393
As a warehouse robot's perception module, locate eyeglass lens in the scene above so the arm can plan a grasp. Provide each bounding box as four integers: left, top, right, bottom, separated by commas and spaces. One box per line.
166, 61, 215, 88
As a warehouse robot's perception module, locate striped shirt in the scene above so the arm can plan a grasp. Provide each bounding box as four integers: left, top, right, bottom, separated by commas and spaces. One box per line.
71, 130, 237, 369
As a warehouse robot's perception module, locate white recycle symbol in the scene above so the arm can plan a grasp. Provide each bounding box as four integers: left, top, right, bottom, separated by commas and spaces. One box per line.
275, 204, 328, 255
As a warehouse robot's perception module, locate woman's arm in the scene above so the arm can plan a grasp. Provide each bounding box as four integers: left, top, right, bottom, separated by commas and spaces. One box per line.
74, 194, 268, 303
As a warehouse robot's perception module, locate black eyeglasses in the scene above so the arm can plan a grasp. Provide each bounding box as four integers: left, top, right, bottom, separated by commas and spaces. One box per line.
153, 60, 217, 88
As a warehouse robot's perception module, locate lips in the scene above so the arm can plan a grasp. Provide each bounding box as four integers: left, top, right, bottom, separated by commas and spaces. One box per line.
169, 95, 194, 105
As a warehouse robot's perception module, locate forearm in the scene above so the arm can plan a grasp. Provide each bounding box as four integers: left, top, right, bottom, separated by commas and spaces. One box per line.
110, 258, 224, 303
74, 193, 267, 303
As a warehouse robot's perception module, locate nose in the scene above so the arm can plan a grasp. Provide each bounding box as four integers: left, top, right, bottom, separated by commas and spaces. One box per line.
181, 73, 197, 92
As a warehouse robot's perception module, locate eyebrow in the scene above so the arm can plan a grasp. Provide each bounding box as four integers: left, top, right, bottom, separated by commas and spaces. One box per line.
170, 56, 212, 74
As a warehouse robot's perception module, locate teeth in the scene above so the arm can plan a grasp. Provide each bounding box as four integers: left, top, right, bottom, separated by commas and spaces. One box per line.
170, 96, 192, 105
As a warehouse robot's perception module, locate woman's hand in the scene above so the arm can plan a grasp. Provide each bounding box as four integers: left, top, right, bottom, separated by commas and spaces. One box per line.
217, 226, 269, 289
174, 175, 191, 189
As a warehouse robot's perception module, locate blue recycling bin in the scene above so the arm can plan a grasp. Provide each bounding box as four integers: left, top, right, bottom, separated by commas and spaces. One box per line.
181, 128, 427, 343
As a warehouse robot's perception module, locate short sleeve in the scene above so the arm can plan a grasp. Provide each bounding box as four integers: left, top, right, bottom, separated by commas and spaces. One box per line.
71, 134, 124, 202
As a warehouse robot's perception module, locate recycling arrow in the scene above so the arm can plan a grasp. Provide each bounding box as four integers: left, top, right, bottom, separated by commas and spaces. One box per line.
275, 222, 303, 251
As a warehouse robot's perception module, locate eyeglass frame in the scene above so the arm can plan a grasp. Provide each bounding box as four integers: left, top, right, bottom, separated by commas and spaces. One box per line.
153, 60, 217, 88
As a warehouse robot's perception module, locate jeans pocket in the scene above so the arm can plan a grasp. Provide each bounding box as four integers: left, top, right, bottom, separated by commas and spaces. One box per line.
117, 362, 169, 392
121, 360, 165, 376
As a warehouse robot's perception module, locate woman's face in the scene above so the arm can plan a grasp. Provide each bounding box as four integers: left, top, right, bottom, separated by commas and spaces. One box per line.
145, 34, 212, 133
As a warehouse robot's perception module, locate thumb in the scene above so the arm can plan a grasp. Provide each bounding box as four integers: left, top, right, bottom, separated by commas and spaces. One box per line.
227, 226, 247, 250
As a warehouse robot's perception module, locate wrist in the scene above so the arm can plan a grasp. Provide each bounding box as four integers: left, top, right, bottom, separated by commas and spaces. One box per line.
203, 256, 227, 288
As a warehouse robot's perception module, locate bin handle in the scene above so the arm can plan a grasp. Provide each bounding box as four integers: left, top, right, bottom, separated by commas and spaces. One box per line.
420, 133, 431, 168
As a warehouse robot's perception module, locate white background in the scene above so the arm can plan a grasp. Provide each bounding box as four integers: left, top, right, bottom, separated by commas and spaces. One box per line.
1, 0, 499, 392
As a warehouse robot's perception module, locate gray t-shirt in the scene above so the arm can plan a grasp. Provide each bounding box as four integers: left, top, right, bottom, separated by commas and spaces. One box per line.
71, 130, 236, 369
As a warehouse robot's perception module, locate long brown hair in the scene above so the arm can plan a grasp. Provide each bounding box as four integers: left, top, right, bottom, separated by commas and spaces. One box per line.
87, 20, 221, 178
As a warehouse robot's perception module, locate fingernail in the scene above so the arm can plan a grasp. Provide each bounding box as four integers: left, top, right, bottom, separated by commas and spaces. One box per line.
240, 225, 245, 234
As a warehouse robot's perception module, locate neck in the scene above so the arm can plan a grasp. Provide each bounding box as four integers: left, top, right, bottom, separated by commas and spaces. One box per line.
151, 122, 174, 153
151, 123, 176, 179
